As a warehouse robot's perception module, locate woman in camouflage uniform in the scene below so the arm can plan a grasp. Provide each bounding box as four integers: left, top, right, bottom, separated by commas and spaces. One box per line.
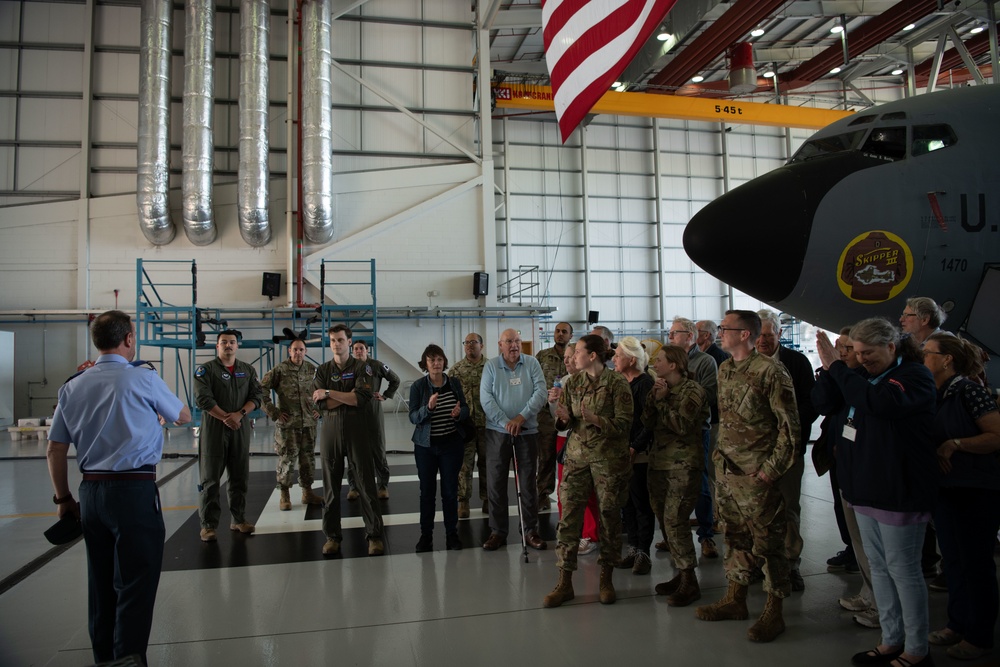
644, 344, 709, 607
543, 334, 633, 608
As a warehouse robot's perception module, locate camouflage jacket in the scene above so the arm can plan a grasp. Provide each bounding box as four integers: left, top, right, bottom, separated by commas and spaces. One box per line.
558, 367, 633, 464
450, 355, 487, 428
260, 358, 318, 429
716, 349, 799, 481
642, 377, 709, 470
536, 345, 567, 388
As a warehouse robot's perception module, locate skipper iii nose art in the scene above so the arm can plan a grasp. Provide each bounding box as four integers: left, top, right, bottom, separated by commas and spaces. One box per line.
684, 84, 1000, 355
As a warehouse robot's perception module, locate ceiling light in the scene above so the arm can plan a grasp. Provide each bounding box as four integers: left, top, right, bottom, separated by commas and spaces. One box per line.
657, 30, 672, 41
830, 67, 842, 74
970, 25, 985, 34
830, 25, 844, 34
751, 28, 765, 37
691, 75, 704, 83
891, 68, 904, 76
903, 23, 915, 31
763, 70, 775, 78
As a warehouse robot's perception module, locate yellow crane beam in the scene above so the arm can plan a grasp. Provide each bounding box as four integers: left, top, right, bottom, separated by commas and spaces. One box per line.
493, 83, 854, 130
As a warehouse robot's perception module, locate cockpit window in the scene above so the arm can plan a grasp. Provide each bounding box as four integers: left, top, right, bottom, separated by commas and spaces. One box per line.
788, 130, 867, 163
881, 111, 907, 120
912, 124, 957, 157
861, 126, 907, 161
849, 114, 878, 126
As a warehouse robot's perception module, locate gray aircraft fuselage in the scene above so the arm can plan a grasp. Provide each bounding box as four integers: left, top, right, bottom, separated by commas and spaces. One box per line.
684, 84, 1000, 354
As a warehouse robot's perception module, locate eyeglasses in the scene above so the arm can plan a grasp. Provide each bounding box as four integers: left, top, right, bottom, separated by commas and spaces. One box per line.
922, 350, 947, 358
463, 340, 481, 346
900, 313, 918, 319
500, 339, 521, 345
667, 330, 692, 338
718, 326, 747, 333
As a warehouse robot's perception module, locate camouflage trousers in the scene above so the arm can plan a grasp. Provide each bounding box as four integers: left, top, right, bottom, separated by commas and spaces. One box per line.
648, 463, 702, 570
458, 425, 487, 501
715, 467, 791, 597
536, 409, 558, 500
274, 426, 317, 489
776, 453, 805, 565
555, 455, 630, 571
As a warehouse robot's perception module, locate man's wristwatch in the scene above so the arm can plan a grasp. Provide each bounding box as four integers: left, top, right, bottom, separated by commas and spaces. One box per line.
53, 493, 74, 505
240, 408, 248, 417
952, 438, 962, 451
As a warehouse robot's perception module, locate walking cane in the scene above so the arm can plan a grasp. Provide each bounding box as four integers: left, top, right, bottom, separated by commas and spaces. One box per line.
509, 434, 530, 563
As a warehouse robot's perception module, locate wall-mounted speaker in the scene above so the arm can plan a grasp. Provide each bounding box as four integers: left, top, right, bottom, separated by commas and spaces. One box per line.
262, 272, 281, 298
473, 272, 489, 297
587, 310, 600, 325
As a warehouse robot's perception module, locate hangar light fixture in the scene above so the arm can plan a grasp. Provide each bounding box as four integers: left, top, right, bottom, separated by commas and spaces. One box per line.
751, 28, 765, 37
830, 66, 842, 74
903, 23, 915, 31
830, 25, 844, 34
891, 68, 904, 76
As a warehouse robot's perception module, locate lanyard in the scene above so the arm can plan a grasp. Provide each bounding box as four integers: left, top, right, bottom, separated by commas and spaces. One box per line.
847, 356, 901, 422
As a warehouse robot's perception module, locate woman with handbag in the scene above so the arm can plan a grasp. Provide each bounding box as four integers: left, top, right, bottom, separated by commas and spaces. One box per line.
409, 343, 470, 552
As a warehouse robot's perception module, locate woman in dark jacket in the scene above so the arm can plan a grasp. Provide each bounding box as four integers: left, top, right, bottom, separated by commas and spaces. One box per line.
922, 333, 1000, 661
409, 344, 470, 553
814, 318, 937, 667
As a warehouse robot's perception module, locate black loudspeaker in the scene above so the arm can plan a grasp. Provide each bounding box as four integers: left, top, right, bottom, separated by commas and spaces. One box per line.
587, 310, 600, 325
473, 272, 489, 296
262, 272, 281, 298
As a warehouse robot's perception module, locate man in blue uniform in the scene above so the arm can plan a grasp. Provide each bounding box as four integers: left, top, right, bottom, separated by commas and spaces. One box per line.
47, 310, 190, 665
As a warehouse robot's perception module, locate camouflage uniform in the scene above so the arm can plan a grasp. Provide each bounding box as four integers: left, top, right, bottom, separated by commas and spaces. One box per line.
347, 357, 400, 492
261, 358, 318, 490
535, 345, 567, 504
314, 357, 383, 541
715, 350, 799, 597
451, 355, 487, 502
555, 368, 633, 570
643, 377, 709, 570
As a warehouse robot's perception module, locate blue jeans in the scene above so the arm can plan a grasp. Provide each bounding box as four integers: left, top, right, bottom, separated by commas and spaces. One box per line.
80, 479, 165, 666
695, 428, 714, 541
855, 512, 929, 656
414, 432, 464, 536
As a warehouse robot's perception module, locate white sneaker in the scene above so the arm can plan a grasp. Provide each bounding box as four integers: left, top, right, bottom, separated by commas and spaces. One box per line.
578, 538, 598, 555
853, 608, 881, 629
838, 593, 870, 612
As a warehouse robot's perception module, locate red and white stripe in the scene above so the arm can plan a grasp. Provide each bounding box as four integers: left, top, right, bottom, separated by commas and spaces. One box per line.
543, 0, 677, 142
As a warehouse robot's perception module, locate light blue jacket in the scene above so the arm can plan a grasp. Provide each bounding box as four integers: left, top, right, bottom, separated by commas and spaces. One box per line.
479, 354, 547, 435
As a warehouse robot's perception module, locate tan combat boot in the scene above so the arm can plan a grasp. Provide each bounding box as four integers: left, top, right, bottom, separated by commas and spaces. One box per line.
694, 580, 749, 621
542, 569, 575, 608
747, 593, 785, 642
458, 499, 470, 519
301, 487, 324, 506
278, 486, 291, 511
655, 571, 682, 596
599, 563, 616, 604
666, 568, 702, 607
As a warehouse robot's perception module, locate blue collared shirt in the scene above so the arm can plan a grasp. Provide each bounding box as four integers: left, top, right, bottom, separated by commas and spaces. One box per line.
49, 354, 185, 471
479, 353, 547, 434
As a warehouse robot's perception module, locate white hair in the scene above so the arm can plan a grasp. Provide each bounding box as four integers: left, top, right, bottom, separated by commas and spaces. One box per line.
756, 309, 782, 333
616, 336, 647, 370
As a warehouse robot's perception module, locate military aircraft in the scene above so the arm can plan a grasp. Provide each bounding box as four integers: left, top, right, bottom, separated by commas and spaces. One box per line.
683, 84, 1000, 358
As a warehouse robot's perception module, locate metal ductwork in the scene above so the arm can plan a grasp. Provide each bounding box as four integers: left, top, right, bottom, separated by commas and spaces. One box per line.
181, 0, 218, 245
137, 0, 176, 246
238, 0, 272, 247
301, 0, 335, 245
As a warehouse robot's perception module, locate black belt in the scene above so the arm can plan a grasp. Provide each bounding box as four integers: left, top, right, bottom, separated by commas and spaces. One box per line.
82, 465, 156, 482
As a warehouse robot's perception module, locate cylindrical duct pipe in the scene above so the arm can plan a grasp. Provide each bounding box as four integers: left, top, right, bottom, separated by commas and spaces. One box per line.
181, 0, 218, 245
300, 0, 334, 244
137, 0, 176, 245
238, 0, 272, 247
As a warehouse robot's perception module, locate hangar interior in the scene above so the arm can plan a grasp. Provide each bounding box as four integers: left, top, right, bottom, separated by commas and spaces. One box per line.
0, 0, 997, 664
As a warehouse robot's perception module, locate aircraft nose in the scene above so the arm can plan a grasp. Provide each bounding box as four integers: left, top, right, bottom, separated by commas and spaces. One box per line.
683, 166, 810, 302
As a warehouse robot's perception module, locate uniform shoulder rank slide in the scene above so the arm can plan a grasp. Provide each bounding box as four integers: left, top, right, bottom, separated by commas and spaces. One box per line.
130, 360, 157, 371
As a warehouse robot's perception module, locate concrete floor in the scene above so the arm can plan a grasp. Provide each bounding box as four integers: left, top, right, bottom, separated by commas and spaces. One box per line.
0, 411, 996, 667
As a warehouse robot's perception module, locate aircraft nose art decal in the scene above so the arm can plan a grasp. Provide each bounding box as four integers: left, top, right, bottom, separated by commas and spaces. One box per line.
837, 230, 914, 303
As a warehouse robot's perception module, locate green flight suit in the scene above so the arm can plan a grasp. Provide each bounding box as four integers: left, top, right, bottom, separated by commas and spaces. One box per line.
347, 357, 400, 492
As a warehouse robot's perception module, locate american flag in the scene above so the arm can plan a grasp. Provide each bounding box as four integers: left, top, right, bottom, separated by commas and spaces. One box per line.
543, 0, 678, 142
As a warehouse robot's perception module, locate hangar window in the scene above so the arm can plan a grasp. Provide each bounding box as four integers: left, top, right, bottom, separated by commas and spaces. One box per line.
861, 126, 907, 161
912, 124, 957, 157
788, 130, 866, 163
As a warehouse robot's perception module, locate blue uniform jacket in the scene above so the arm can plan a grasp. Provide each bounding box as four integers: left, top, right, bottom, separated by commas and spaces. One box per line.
812, 358, 938, 512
